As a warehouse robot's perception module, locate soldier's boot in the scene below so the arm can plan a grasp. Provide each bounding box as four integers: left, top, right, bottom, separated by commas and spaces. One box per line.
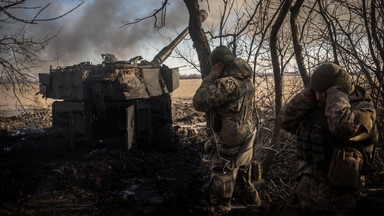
243, 185, 262, 207
251, 160, 262, 182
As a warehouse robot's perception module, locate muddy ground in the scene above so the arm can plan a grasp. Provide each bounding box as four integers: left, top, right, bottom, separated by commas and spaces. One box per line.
1, 98, 384, 216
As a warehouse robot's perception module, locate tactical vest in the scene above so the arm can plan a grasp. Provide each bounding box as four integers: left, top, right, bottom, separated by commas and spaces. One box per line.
210, 78, 255, 155
296, 103, 332, 167
296, 96, 377, 172
341, 89, 378, 172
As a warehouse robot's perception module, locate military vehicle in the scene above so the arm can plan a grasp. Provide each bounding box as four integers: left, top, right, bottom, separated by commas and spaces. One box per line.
38, 10, 208, 150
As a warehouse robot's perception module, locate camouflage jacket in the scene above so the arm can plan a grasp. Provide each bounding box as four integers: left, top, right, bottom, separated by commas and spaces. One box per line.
325, 85, 378, 145
279, 88, 317, 134
279, 85, 378, 162
193, 58, 256, 155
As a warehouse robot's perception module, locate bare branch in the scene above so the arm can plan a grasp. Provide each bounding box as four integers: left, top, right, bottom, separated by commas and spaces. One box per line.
0, 1, 85, 24
121, 0, 169, 29
0, 1, 82, 113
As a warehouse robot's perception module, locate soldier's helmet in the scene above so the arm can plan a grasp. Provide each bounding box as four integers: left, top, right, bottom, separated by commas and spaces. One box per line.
221, 58, 252, 79
210, 46, 234, 67
310, 62, 343, 91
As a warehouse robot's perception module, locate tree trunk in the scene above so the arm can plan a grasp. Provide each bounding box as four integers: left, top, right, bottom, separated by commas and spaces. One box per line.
263, 0, 293, 177
318, 0, 339, 65
290, 0, 309, 87
183, 0, 211, 79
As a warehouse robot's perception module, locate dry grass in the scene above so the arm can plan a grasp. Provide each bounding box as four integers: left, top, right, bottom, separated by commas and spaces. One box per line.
171, 79, 202, 100
0, 84, 52, 116
172, 76, 304, 99
0, 77, 300, 111
0, 79, 202, 111
0, 80, 202, 117
0, 77, 301, 116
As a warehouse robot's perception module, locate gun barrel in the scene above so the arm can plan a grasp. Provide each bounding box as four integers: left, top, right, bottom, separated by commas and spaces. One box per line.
151, 10, 208, 65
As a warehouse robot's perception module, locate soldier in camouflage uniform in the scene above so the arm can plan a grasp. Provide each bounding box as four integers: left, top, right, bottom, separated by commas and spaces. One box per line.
279, 62, 378, 215
193, 46, 261, 215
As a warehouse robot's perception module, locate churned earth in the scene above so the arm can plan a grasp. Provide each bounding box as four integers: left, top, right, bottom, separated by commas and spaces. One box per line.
0, 99, 213, 216
1, 97, 384, 216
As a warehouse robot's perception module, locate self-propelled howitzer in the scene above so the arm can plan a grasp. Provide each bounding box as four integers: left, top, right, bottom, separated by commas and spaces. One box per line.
38, 10, 208, 149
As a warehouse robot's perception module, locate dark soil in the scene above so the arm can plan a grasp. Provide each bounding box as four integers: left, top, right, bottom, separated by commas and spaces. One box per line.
0, 100, 383, 216
0, 101, 213, 216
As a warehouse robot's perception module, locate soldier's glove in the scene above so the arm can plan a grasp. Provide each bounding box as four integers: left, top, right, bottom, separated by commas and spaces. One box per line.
332, 69, 353, 94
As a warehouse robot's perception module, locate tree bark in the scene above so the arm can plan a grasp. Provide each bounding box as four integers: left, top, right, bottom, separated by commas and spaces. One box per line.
290, 0, 309, 87
263, 0, 293, 177
183, 0, 211, 79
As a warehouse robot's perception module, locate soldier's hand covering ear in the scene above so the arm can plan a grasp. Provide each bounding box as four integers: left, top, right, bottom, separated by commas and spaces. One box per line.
332, 69, 353, 94
209, 62, 224, 79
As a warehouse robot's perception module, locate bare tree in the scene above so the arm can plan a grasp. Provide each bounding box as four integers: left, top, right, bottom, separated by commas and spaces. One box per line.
290, 0, 310, 87
315, 0, 384, 144
0, 0, 84, 110
262, 0, 293, 177
121, 0, 384, 159
183, 0, 211, 79
247, 0, 277, 83
121, 0, 169, 29
121, 0, 384, 203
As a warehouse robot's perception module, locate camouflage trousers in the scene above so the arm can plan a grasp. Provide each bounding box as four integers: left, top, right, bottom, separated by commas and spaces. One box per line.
283, 171, 359, 216
209, 150, 261, 213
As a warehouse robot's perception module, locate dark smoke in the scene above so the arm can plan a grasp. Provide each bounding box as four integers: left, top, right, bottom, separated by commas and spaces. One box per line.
29, 0, 189, 72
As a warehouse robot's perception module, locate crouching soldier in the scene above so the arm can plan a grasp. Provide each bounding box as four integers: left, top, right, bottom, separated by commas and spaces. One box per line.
279, 62, 378, 215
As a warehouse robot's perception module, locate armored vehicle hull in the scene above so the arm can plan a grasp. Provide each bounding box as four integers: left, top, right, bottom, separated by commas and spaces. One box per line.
39, 59, 179, 149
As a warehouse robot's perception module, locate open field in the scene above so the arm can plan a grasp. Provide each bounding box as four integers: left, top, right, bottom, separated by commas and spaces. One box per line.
0, 84, 53, 117
0, 77, 303, 117
171, 79, 202, 100
0, 80, 203, 117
